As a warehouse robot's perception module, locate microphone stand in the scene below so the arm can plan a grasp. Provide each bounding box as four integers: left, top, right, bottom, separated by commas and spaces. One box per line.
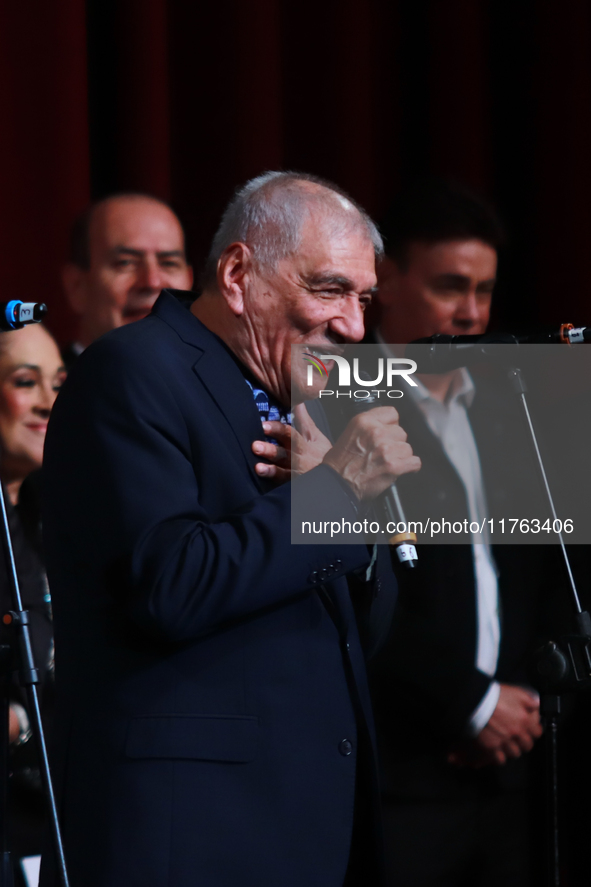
506, 366, 590, 887
0, 478, 69, 887
405, 334, 591, 885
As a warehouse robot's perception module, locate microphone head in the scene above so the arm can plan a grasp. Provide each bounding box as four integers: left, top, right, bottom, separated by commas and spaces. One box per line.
406, 333, 519, 373
0, 301, 49, 331
33, 303, 48, 322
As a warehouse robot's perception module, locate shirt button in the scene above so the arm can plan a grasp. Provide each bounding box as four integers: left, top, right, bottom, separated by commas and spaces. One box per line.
339, 739, 353, 756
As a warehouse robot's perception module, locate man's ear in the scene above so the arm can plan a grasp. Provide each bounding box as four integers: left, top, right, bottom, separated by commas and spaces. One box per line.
216, 243, 253, 317
61, 263, 88, 315
376, 255, 402, 308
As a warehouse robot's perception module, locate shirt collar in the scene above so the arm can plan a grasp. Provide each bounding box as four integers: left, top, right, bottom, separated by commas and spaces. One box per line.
374, 327, 476, 409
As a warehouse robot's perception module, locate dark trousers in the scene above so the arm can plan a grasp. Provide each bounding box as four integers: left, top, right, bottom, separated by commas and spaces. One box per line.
343, 725, 384, 886
382, 790, 530, 887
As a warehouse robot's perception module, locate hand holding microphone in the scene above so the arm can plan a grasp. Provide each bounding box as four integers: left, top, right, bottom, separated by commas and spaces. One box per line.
326, 370, 420, 568
323, 405, 421, 567
322, 406, 419, 500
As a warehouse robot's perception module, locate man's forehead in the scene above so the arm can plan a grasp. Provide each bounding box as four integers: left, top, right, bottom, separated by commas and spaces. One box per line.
293, 219, 376, 283
90, 198, 184, 251
408, 238, 498, 274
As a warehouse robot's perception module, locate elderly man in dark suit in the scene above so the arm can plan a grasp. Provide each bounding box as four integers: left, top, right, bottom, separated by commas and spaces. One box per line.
40, 171, 420, 887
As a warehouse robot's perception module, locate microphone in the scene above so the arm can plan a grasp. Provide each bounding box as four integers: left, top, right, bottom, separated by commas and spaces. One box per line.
351, 382, 418, 570
405, 333, 516, 374
0, 301, 48, 332
406, 326, 591, 374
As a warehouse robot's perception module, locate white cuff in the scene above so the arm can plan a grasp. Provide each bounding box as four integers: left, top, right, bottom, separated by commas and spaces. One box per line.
10, 701, 32, 746
467, 681, 501, 737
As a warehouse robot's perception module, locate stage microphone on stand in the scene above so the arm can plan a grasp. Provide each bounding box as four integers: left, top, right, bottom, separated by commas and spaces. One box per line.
0, 301, 71, 884
406, 326, 591, 374
352, 375, 418, 570
0, 301, 48, 332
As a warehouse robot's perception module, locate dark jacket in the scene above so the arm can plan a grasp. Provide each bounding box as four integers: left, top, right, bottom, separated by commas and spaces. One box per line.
40, 290, 396, 887
368, 364, 555, 798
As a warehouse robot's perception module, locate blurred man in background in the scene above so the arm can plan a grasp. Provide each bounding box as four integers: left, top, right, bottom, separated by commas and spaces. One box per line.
61, 193, 193, 366
368, 179, 545, 886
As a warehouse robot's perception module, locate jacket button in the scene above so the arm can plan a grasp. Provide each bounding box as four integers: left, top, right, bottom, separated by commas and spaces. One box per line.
309, 571, 318, 584
339, 739, 353, 756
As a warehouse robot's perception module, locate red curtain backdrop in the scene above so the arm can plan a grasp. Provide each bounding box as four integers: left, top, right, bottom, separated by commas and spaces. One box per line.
2, 0, 591, 343
0, 0, 90, 342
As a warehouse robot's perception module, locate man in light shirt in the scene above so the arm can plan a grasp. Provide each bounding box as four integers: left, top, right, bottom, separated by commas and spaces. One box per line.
368, 179, 544, 886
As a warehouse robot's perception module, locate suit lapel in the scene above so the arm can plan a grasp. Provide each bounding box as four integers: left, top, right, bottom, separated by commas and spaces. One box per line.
191, 348, 275, 493
153, 290, 273, 494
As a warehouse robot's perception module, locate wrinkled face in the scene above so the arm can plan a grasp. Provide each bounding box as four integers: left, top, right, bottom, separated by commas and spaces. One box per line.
71, 197, 193, 344
243, 218, 377, 403
0, 325, 65, 479
378, 239, 497, 343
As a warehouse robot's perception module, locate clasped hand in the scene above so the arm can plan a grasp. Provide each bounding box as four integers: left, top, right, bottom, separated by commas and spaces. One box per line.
448, 684, 543, 769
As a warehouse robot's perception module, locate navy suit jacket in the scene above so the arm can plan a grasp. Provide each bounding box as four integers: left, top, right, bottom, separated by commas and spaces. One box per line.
40, 291, 395, 887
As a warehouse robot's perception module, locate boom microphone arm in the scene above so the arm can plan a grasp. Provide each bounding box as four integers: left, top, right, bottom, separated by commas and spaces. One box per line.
406, 326, 591, 374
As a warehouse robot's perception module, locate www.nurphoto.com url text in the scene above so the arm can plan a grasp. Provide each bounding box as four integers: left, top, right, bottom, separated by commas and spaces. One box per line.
300, 517, 574, 538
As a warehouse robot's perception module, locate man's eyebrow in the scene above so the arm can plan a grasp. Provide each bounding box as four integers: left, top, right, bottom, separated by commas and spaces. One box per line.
304, 273, 377, 295
432, 273, 496, 290
110, 247, 185, 259
111, 247, 144, 258
433, 273, 471, 288
476, 277, 496, 290
156, 250, 185, 259
304, 273, 354, 289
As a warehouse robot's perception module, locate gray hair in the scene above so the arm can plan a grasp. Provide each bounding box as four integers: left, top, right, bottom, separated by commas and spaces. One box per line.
203, 171, 383, 286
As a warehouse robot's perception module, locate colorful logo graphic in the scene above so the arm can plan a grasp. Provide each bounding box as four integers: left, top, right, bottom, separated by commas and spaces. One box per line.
303, 352, 329, 381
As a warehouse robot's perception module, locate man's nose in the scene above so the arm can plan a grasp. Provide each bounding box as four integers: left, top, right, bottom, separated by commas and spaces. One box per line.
329, 297, 367, 343
454, 292, 481, 327
135, 260, 167, 292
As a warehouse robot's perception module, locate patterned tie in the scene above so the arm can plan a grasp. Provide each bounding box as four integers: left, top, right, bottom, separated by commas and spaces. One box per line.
245, 379, 292, 442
